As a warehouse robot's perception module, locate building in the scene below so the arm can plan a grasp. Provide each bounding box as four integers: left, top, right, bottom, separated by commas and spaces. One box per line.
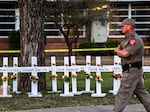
0, 0, 150, 52
107, 0, 150, 46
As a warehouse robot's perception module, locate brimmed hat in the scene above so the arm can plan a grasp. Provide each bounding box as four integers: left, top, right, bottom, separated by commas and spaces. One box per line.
119, 18, 135, 27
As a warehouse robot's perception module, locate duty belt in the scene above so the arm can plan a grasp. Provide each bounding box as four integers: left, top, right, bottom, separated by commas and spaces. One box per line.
122, 61, 142, 72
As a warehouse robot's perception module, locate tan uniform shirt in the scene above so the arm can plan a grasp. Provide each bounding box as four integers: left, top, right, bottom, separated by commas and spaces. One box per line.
120, 32, 144, 65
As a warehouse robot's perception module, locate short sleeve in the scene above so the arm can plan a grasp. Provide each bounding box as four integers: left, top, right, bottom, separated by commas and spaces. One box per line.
124, 37, 142, 55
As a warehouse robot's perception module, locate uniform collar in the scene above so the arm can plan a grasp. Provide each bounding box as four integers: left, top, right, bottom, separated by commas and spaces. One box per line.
125, 32, 136, 38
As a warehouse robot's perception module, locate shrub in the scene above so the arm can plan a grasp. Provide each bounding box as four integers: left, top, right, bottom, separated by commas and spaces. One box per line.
146, 29, 150, 44
105, 40, 120, 48
8, 31, 20, 50
79, 41, 98, 56
105, 40, 120, 55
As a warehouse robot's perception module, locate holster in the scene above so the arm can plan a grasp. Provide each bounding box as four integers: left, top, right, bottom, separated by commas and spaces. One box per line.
122, 61, 142, 72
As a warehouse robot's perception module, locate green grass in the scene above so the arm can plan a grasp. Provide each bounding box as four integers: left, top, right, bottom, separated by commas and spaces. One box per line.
0, 72, 150, 111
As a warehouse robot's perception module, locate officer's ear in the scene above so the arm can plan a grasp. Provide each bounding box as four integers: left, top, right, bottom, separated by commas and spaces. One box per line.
127, 25, 134, 30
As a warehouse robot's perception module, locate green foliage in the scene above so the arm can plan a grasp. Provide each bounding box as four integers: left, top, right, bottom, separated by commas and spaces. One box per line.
146, 29, 150, 44
105, 40, 120, 55
79, 41, 97, 48
78, 41, 98, 55
8, 31, 20, 50
105, 40, 120, 48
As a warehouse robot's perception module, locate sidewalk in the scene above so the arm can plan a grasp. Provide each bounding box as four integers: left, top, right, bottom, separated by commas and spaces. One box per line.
16, 104, 146, 112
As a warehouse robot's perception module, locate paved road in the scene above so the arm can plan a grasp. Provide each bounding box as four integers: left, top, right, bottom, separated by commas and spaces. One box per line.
16, 104, 146, 112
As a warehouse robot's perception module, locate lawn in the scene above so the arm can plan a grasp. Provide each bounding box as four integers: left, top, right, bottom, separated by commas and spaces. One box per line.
0, 72, 150, 111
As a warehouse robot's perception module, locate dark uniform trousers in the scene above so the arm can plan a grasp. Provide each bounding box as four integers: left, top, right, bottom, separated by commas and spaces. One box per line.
114, 67, 150, 112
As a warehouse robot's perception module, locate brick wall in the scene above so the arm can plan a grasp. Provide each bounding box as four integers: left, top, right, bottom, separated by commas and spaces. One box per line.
0, 38, 86, 50
0, 38, 9, 50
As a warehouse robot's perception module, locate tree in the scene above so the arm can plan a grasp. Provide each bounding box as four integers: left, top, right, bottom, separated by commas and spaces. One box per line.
45, 0, 108, 65
18, 0, 46, 91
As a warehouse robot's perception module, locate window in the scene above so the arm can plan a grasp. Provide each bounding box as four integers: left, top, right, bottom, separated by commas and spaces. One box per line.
0, 1, 86, 38
0, 1, 17, 38
108, 2, 150, 38
44, 15, 62, 38
108, 3, 129, 38
132, 3, 150, 37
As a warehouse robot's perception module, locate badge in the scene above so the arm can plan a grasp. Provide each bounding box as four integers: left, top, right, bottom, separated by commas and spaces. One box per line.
129, 36, 136, 46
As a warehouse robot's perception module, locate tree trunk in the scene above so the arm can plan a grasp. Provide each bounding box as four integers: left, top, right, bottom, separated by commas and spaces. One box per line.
18, 0, 46, 92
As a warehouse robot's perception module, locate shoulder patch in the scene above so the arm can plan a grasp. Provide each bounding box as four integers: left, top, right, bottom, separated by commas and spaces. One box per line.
129, 35, 136, 46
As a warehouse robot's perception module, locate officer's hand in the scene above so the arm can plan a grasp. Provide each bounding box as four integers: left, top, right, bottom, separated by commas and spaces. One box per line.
114, 45, 121, 53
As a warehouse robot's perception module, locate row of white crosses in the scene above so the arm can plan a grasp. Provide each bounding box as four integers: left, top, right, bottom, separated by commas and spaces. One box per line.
0, 55, 150, 97
0, 57, 43, 97
0, 56, 108, 97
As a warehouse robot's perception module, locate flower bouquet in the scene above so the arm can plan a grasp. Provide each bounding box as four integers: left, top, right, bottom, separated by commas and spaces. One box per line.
50, 74, 58, 80
95, 75, 103, 83
71, 74, 77, 79
112, 73, 122, 80
30, 75, 38, 83
85, 73, 92, 79
62, 74, 69, 82
1, 76, 9, 81
11, 74, 16, 80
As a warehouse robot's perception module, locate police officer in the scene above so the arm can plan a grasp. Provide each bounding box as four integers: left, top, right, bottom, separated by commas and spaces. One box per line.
114, 18, 150, 112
